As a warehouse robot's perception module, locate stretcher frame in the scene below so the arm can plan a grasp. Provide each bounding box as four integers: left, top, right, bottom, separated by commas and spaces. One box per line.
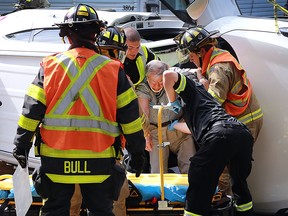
0, 198, 42, 216
154, 105, 173, 210
0, 174, 42, 215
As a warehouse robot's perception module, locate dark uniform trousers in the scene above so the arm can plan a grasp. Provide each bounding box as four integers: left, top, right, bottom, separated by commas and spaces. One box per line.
40, 177, 114, 216
185, 121, 254, 215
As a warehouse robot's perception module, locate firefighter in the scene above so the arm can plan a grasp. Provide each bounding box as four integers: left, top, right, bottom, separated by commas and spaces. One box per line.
174, 26, 263, 196
99, 25, 131, 216
70, 26, 131, 216
174, 27, 263, 143
123, 27, 159, 87
123, 27, 160, 173
16, 0, 50, 9
98, 26, 127, 63
12, 4, 145, 216
163, 68, 255, 216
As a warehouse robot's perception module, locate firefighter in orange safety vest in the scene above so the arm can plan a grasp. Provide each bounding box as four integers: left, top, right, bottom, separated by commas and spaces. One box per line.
12, 4, 146, 216
174, 27, 263, 143
69, 26, 134, 216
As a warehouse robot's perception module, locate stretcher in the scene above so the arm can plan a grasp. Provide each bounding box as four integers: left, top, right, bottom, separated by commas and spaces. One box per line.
0, 174, 42, 216
0, 173, 233, 216
0, 173, 234, 216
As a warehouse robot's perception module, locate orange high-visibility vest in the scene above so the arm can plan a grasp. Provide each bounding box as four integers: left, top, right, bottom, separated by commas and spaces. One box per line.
40, 48, 122, 152
203, 48, 252, 116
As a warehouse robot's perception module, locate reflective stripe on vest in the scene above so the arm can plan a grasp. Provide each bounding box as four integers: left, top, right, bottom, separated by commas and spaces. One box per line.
184, 210, 202, 216
206, 48, 252, 116
44, 53, 120, 135
39, 142, 116, 158
236, 201, 253, 212
41, 49, 121, 152
134, 45, 148, 86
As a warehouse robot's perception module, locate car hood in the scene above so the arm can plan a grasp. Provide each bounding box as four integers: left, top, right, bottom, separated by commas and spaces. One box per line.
159, 0, 240, 26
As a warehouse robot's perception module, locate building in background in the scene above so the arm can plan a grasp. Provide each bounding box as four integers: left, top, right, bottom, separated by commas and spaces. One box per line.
0, 0, 287, 17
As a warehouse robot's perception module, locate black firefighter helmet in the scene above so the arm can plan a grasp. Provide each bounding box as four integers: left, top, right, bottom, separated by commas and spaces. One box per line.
98, 26, 127, 61
174, 27, 218, 64
55, 4, 105, 42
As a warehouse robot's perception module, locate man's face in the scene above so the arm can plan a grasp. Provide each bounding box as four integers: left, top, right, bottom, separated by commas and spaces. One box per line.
125, 39, 141, 60
147, 72, 163, 93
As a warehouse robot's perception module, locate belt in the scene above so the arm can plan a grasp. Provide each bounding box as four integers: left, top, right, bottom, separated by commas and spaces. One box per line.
209, 118, 243, 129
150, 119, 177, 128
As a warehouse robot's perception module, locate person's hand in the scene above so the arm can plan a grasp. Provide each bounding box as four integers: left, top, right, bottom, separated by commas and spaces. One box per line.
167, 100, 182, 114
145, 134, 153, 152
13, 147, 29, 168
129, 152, 146, 177
168, 120, 179, 131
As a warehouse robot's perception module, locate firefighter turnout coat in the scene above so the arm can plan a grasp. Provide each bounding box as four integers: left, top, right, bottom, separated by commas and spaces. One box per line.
201, 47, 263, 126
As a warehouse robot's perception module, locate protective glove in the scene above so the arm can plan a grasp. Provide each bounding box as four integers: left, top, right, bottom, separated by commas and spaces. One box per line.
125, 152, 146, 177
167, 99, 182, 114
13, 147, 29, 168
168, 120, 179, 131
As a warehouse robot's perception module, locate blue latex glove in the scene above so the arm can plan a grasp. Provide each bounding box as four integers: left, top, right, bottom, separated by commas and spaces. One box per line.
167, 100, 182, 114
168, 120, 179, 131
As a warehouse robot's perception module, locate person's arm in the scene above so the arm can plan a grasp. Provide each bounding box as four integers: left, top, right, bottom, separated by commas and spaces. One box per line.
173, 121, 191, 134
163, 70, 179, 102
196, 68, 209, 90
117, 67, 146, 177
13, 67, 46, 168
116, 67, 146, 154
207, 63, 231, 105
137, 97, 153, 152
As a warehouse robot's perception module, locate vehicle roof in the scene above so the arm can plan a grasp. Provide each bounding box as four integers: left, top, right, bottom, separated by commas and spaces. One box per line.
206, 15, 288, 36
0, 8, 181, 36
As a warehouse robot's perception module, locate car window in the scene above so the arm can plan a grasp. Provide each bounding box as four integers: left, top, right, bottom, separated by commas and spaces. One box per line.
5, 28, 62, 43
6, 31, 31, 41
32, 28, 62, 43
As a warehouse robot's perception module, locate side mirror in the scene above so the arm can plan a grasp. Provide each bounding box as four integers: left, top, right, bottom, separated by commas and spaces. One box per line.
186, 0, 209, 20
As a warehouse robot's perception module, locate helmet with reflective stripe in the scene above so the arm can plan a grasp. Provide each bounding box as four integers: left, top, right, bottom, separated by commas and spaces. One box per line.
55, 4, 105, 40
98, 26, 127, 51
174, 27, 218, 64
174, 27, 218, 52
98, 26, 127, 61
